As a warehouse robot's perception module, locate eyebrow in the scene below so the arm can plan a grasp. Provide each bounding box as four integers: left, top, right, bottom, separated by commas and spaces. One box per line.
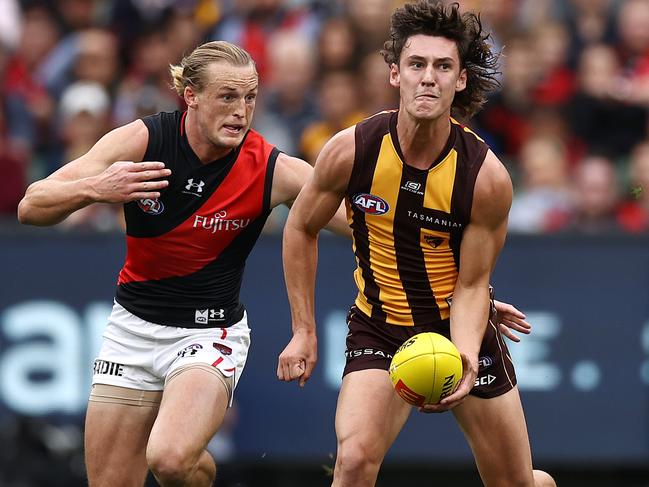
406, 55, 456, 63
217, 85, 259, 92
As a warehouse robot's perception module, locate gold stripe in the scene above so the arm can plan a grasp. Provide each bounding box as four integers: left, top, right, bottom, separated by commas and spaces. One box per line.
421, 150, 458, 319
421, 228, 456, 320
423, 149, 457, 212
366, 134, 413, 325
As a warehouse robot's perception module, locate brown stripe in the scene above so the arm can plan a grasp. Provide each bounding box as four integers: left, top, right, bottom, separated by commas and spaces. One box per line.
449, 122, 488, 267
393, 166, 442, 325
349, 114, 393, 322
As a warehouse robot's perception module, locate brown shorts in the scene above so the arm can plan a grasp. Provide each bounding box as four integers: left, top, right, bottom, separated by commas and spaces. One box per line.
343, 306, 517, 399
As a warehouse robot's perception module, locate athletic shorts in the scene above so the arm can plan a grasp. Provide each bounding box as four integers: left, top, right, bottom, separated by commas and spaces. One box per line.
92, 301, 250, 396
343, 305, 516, 399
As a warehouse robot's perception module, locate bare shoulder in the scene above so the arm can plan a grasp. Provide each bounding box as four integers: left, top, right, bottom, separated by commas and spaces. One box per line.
270, 126, 356, 208
472, 150, 513, 226
312, 126, 355, 192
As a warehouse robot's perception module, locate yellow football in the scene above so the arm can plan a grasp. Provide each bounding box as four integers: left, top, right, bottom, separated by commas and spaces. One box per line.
389, 332, 463, 406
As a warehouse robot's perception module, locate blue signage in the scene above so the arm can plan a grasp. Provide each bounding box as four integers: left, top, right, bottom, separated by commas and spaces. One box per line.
0, 232, 647, 465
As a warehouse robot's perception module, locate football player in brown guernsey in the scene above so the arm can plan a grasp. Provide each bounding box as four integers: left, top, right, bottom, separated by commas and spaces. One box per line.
278, 2, 556, 487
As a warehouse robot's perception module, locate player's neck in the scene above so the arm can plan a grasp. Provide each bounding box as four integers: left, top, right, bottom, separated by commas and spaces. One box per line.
184, 110, 234, 164
396, 110, 451, 170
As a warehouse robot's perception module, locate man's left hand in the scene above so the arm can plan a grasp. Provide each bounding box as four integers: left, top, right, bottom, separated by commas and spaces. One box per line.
418, 352, 478, 413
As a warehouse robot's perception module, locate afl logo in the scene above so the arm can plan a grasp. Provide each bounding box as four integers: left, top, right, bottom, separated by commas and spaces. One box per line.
352, 193, 389, 215
137, 198, 164, 215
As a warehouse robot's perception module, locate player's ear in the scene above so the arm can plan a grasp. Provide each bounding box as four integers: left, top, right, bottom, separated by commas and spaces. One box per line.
184, 85, 198, 109
389, 63, 400, 88
456, 68, 467, 92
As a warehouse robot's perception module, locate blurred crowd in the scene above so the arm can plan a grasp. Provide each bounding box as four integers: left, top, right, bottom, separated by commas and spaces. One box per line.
1, 0, 648, 234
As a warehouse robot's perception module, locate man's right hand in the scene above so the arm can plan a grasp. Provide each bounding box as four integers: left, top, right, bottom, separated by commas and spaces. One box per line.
91, 161, 171, 203
277, 329, 318, 387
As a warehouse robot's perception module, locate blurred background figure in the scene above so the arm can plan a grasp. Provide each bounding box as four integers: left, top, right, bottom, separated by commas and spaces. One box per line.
253, 30, 318, 156
346, 0, 392, 57
55, 81, 123, 232
614, 0, 649, 108
317, 16, 359, 73
564, 43, 646, 158
508, 135, 572, 233
299, 70, 365, 165
548, 155, 623, 234
358, 51, 399, 114
474, 35, 538, 158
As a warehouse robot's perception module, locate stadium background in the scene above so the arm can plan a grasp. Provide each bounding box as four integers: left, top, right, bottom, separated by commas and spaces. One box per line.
0, 0, 648, 485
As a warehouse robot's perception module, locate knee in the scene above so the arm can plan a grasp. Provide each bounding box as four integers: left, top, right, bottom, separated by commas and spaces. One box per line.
334, 439, 382, 481
146, 443, 196, 484
533, 470, 556, 487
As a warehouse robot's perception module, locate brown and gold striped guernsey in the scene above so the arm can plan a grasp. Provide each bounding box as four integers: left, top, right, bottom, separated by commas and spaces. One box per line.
345, 110, 489, 327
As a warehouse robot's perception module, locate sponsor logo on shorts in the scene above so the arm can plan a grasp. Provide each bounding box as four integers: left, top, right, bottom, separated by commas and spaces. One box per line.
195, 308, 226, 325
137, 198, 164, 215
352, 193, 390, 215
345, 348, 393, 359
178, 343, 203, 358
478, 356, 494, 369
213, 343, 232, 356
93, 359, 124, 377
474, 374, 496, 387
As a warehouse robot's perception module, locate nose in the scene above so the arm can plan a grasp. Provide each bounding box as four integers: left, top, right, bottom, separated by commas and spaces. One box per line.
421, 65, 436, 86
232, 98, 246, 118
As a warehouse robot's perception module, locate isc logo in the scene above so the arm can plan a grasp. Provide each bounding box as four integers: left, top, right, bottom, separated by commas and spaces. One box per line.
352, 193, 390, 215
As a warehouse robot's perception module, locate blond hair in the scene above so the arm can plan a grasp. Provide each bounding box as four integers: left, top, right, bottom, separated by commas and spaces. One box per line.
170, 41, 256, 97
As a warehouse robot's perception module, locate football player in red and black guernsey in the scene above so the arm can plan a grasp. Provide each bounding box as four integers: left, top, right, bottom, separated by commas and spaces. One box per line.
18, 41, 349, 487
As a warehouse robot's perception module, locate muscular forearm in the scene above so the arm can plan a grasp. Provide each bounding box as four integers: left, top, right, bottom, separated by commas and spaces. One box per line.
323, 202, 351, 238
449, 285, 491, 359
18, 177, 97, 226
282, 221, 319, 335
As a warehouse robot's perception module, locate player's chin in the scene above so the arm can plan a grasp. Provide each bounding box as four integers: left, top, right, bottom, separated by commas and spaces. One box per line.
215, 136, 242, 150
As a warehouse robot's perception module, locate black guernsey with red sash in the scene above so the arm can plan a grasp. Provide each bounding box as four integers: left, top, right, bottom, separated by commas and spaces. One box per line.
115, 110, 278, 328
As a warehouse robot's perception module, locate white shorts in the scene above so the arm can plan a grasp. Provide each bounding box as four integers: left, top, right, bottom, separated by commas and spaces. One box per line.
92, 302, 250, 397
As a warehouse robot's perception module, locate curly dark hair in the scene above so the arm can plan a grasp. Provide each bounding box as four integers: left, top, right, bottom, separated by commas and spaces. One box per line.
381, 1, 500, 119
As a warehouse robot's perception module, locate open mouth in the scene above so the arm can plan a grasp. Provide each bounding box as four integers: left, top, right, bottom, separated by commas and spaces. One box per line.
223, 124, 244, 135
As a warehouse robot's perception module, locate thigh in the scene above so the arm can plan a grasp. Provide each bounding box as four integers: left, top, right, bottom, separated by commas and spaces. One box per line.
336, 369, 411, 459
85, 391, 160, 487
147, 367, 230, 460
453, 387, 534, 486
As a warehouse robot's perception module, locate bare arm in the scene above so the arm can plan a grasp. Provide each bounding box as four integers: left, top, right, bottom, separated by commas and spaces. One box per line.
422, 150, 512, 412
17, 120, 171, 226
276, 128, 355, 386
270, 152, 351, 238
